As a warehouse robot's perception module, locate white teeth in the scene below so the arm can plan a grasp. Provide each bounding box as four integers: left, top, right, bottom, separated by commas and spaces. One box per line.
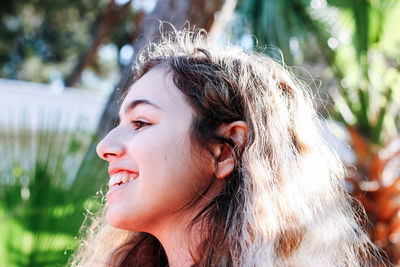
109, 172, 137, 188
108, 174, 120, 188
122, 175, 129, 184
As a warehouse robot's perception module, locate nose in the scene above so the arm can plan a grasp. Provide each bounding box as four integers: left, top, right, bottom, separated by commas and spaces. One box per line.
96, 128, 125, 162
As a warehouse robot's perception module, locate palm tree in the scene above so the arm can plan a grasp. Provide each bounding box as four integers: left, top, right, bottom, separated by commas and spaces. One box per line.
236, 0, 400, 263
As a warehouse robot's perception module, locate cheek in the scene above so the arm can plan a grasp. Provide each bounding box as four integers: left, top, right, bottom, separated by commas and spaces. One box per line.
130, 126, 192, 169
106, 126, 216, 231
129, 127, 214, 203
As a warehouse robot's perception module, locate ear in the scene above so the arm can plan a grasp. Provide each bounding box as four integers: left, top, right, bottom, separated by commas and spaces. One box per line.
214, 121, 248, 179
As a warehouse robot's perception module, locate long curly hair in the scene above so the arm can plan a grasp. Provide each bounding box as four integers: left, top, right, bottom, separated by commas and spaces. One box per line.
69, 29, 385, 266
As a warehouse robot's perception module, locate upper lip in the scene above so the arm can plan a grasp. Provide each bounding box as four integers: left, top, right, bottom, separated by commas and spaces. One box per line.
108, 166, 138, 176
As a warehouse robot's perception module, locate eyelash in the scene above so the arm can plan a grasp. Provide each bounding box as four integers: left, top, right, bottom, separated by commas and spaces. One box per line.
130, 120, 150, 130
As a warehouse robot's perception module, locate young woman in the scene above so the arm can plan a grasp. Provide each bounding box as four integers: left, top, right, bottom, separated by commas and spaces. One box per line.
70, 29, 384, 266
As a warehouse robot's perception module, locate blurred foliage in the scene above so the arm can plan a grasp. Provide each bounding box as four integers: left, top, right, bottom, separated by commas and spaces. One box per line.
0, 112, 107, 266
0, 0, 139, 86
236, 0, 400, 264
325, 0, 400, 146
236, 0, 400, 145
234, 0, 314, 65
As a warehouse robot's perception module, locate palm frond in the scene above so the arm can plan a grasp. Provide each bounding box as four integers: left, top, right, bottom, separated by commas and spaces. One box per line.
0, 110, 105, 266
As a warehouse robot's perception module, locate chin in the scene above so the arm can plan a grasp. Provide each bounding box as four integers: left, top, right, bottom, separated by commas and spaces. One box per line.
105, 209, 145, 232
105, 208, 129, 229
105, 211, 121, 229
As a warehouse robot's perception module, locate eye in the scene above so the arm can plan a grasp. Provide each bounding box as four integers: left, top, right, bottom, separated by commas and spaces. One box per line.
131, 120, 150, 130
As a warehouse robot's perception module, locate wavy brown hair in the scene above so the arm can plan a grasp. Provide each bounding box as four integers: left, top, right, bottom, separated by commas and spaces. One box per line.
70, 29, 386, 266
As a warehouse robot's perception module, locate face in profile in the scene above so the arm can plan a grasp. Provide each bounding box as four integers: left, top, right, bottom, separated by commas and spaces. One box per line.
96, 68, 215, 233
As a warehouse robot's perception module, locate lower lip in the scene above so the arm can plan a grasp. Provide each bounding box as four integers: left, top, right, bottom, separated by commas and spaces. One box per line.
106, 180, 135, 202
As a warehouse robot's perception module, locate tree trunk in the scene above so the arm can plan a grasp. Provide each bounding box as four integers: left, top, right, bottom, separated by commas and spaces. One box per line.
71, 0, 223, 199
65, 0, 131, 87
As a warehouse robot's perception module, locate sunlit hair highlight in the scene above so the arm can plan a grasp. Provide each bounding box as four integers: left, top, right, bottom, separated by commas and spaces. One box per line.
70, 28, 385, 266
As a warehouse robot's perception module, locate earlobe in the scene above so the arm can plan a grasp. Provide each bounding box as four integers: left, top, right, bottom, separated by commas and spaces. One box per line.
215, 121, 248, 180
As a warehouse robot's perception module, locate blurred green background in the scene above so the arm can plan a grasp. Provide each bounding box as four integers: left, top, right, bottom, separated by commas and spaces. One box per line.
0, 0, 399, 265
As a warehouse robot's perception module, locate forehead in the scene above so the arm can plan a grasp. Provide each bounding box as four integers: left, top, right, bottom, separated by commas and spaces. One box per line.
120, 68, 194, 115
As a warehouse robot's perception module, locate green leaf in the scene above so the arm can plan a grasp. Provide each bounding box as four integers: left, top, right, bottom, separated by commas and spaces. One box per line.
0, 110, 104, 266
357, 87, 371, 135
327, 0, 354, 8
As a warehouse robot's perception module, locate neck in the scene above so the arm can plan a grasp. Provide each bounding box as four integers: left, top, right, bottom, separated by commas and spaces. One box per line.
147, 180, 225, 266
152, 212, 201, 267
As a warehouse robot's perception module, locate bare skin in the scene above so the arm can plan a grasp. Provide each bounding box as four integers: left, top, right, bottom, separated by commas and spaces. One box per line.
96, 68, 247, 266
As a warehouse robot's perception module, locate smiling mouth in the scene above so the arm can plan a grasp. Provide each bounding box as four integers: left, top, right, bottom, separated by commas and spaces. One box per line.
108, 171, 138, 190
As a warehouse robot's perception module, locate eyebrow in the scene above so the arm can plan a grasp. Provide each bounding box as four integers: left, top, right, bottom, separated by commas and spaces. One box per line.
122, 99, 162, 116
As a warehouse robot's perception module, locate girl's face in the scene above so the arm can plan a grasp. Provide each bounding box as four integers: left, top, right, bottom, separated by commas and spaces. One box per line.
96, 68, 215, 232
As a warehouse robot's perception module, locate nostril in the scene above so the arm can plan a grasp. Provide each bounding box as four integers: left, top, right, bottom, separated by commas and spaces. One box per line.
96, 129, 125, 161
100, 145, 125, 161
103, 152, 118, 159
96, 143, 125, 161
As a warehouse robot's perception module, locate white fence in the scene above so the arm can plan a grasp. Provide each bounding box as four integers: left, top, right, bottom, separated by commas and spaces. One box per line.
0, 78, 108, 132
